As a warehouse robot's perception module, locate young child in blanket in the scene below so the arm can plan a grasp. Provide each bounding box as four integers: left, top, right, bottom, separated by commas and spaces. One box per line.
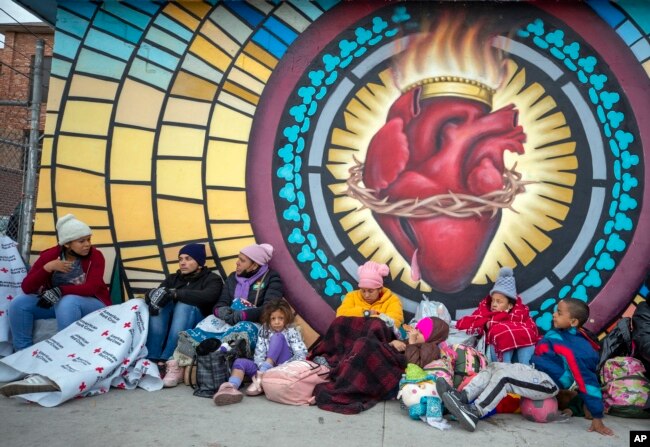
212, 298, 307, 405
456, 267, 539, 365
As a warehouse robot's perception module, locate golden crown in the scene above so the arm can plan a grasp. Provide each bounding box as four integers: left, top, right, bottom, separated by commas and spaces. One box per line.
401, 76, 495, 108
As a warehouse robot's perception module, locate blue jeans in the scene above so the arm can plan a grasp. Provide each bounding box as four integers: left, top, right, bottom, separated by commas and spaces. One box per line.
9, 293, 105, 351
489, 344, 536, 365
146, 301, 203, 361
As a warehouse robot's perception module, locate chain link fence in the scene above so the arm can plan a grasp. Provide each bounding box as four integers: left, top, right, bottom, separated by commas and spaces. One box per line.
0, 126, 30, 242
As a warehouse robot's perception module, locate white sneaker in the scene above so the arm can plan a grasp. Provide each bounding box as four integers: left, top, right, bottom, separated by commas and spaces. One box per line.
0, 374, 59, 397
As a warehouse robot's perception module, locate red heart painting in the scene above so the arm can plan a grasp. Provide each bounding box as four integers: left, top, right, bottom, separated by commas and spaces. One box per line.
362, 87, 526, 292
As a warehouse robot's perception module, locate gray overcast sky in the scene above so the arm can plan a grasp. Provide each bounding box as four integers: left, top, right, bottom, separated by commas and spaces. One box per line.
0, 0, 42, 48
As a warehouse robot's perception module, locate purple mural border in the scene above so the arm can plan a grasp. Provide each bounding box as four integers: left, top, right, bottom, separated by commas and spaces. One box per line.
541, 2, 650, 331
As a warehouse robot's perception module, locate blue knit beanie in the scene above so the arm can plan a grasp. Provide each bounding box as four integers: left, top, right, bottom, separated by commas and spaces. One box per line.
490, 267, 517, 301
179, 243, 206, 266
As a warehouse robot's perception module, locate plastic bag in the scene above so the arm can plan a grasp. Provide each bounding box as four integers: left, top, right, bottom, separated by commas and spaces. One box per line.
410, 296, 452, 326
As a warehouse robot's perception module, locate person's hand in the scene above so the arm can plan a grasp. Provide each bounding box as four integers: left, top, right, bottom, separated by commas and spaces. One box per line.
588, 418, 613, 436
37, 287, 62, 308
389, 340, 406, 352
231, 309, 245, 323
146, 287, 171, 316
407, 329, 419, 344
217, 306, 234, 322
44, 259, 73, 273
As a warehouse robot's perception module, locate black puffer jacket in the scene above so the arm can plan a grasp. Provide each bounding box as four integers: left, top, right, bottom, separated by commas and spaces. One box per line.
633, 300, 650, 375
213, 269, 283, 322
152, 268, 224, 317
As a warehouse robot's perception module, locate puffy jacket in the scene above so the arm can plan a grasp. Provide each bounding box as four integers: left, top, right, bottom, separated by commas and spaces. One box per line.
336, 287, 404, 328
151, 267, 223, 317
213, 269, 283, 322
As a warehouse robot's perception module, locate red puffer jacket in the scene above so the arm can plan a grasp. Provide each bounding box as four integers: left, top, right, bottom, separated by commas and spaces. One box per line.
21, 245, 110, 305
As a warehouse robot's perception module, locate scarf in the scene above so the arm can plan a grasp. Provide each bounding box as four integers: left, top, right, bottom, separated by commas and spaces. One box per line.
233, 264, 269, 301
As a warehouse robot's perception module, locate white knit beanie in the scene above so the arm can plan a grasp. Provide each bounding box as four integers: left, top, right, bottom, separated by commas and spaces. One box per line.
56, 214, 92, 245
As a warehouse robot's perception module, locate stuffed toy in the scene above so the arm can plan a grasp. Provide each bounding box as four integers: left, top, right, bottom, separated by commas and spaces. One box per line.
397, 364, 450, 430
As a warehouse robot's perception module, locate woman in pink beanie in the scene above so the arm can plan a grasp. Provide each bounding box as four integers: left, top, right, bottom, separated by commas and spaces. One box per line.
336, 261, 404, 328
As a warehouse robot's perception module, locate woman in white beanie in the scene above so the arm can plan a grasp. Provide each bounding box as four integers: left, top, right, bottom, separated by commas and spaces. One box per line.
9, 214, 110, 351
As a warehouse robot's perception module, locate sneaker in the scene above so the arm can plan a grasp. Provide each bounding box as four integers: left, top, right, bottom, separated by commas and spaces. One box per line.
213, 382, 243, 406
245, 372, 263, 396
440, 390, 481, 432
162, 360, 184, 388
0, 374, 60, 397
435, 377, 468, 403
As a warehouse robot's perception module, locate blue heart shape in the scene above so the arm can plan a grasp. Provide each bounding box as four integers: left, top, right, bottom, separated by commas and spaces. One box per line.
372, 17, 388, 34
528, 19, 545, 37
322, 54, 340, 72
324, 278, 343, 296
578, 56, 596, 73
572, 285, 588, 300
607, 111, 624, 129
308, 70, 325, 87
545, 29, 564, 47
288, 228, 305, 244
276, 163, 294, 181
615, 130, 634, 150
297, 244, 316, 262
278, 143, 294, 163
599, 91, 620, 110
563, 42, 580, 59
619, 193, 637, 211
289, 104, 307, 122
622, 173, 638, 191
283, 205, 301, 222
621, 150, 639, 169
298, 86, 315, 105
355, 27, 372, 45
339, 39, 358, 58
310, 261, 328, 279
283, 125, 300, 143
614, 212, 633, 231
279, 183, 296, 202
582, 269, 601, 288
589, 74, 607, 91
606, 233, 626, 252
596, 252, 615, 271
536, 312, 553, 332
391, 6, 410, 23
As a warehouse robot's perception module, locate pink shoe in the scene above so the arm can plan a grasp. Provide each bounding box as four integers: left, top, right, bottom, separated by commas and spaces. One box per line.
213, 382, 243, 406
162, 360, 184, 388
245, 372, 264, 396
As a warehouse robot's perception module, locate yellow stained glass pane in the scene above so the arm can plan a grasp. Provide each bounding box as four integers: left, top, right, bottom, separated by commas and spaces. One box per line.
244, 42, 277, 69
200, 20, 239, 57
57, 208, 108, 227
163, 97, 211, 126
123, 257, 164, 272
210, 223, 253, 240
35, 168, 52, 209
206, 140, 246, 187
55, 168, 106, 207
171, 71, 218, 101
234, 54, 272, 83
215, 237, 255, 259
120, 245, 160, 261
207, 189, 249, 220
41, 137, 53, 166
180, 0, 211, 18
111, 127, 155, 181
115, 79, 165, 129
222, 81, 259, 105
69, 75, 118, 101
209, 105, 252, 141
44, 112, 58, 136
110, 184, 156, 242
60, 101, 112, 136
190, 35, 231, 72
164, 3, 199, 30
33, 211, 55, 233
157, 199, 208, 244
221, 258, 237, 275
47, 77, 65, 112
158, 126, 205, 157
90, 229, 112, 245
57, 135, 106, 174
156, 160, 203, 200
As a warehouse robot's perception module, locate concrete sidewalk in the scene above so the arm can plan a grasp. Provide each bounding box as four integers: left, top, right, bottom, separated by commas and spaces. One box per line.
0, 384, 646, 447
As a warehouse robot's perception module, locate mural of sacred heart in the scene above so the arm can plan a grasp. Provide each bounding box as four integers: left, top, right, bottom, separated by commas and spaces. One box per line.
347, 21, 529, 293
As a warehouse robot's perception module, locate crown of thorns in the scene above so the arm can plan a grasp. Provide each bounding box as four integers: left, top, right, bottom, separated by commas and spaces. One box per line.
345, 157, 533, 219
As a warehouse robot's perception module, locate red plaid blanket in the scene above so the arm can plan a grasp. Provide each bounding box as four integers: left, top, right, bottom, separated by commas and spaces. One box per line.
310, 316, 406, 414
456, 295, 539, 358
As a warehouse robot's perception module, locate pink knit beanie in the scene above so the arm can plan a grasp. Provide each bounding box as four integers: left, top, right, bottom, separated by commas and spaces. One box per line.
240, 243, 274, 266
357, 261, 390, 289
415, 317, 434, 342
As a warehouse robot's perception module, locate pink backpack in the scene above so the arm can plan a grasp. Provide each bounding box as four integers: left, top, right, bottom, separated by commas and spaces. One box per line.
261, 360, 330, 406
600, 356, 650, 418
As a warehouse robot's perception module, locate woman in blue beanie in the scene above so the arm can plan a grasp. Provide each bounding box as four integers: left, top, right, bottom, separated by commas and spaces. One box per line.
145, 243, 223, 387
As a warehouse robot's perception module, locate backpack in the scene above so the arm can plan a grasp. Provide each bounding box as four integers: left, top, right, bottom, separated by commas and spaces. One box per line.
261, 360, 330, 405
600, 356, 650, 418
441, 343, 488, 389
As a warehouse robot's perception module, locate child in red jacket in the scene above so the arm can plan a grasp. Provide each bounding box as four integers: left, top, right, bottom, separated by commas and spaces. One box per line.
456, 267, 538, 364
9, 214, 109, 351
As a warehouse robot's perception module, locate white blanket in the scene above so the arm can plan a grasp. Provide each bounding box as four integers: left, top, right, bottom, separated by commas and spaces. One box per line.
0, 300, 162, 407
0, 236, 27, 356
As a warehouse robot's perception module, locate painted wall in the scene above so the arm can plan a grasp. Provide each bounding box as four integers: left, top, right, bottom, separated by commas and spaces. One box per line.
33, 0, 649, 335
